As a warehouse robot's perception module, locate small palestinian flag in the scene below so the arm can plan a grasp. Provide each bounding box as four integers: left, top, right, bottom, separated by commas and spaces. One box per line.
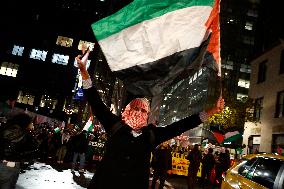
223, 131, 242, 144
91, 0, 220, 96
54, 127, 60, 134
83, 116, 94, 132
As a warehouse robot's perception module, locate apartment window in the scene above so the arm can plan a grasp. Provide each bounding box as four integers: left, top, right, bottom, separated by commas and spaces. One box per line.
254, 97, 263, 121
52, 54, 69, 65
0, 62, 19, 77
78, 40, 95, 51
40, 95, 57, 109
275, 91, 284, 118
280, 50, 284, 74
56, 36, 73, 47
245, 22, 253, 31
257, 60, 267, 83
237, 93, 248, 100
17, 91, 35, 105
30, 49, 48, 61
240, 64, 251, 73
12, 45, 24, 56
238, 79, 250, 89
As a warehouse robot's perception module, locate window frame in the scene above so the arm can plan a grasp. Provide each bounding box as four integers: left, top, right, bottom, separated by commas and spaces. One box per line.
257, 60, 267, 83
280, 50, 284, 74
254, 97, 264, 121
275, 91, 284, 118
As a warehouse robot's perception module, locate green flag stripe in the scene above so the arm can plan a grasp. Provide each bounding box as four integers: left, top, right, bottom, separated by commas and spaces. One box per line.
223, 134, 242, 143
91, 0, 214, 40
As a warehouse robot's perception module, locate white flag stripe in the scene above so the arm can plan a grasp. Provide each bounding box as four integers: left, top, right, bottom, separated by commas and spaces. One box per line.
98, 6, 212, 71
225, 131, 240, 139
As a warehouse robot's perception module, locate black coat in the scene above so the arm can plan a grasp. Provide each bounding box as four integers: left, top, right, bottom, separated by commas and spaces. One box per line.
85, 86, 203, 189
0, 124, 39, 161
151, 147, 172, 172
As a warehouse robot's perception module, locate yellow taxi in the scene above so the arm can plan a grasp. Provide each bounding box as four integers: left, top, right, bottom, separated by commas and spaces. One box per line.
221, 153, 284, 189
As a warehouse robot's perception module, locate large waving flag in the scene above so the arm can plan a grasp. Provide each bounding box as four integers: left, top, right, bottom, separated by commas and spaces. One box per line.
91, 0, 220, 96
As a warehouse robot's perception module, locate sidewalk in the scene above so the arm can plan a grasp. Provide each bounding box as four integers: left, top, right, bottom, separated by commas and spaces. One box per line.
16, 162, 195, 189
16, 162, 93, 189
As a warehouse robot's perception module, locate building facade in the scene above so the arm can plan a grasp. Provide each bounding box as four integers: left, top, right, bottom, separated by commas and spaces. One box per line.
0, 0, 127, 124
243, 42, 284, 154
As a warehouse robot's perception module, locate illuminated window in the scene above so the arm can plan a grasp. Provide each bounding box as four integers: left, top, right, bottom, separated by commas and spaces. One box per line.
40, 95, 57, 109
222, 60, 234, 70
78, 40, 95, 51
0, 62, 19, 77
240, 64, 251, 73
227, 18, 234, 24
237, 93, 248, 100
245, 22, 253, 31
30, 49, 48, 61
56, 36, 73, 47
17, 91, 35, 105
52, 54, 69, 65
238, 79, 250, 88
12, 45, 24, 56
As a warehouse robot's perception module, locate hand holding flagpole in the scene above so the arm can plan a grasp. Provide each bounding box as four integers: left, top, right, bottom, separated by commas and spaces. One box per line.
76, 45, 91, 80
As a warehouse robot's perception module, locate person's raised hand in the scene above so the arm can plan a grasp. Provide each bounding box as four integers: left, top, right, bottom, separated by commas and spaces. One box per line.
76, 45, 91, 80
206, 97, 225, 117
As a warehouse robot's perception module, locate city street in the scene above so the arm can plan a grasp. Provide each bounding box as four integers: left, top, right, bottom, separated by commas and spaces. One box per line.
15, 162, 195, 189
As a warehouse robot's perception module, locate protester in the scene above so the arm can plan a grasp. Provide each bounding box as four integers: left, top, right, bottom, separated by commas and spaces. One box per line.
71, 130, 88, 172
0, 88, 18, 125
187, 144, 202, 189
201, 148, 216, 187
76, 48, 224, 189
215, 147, 230, 187
151, 141, 172, 189
0, 112, 39, 189
56, 130, 70, 164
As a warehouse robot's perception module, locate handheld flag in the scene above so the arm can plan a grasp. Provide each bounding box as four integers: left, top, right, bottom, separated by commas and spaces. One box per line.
83, 116, 94, 132
91, 0, 221, 96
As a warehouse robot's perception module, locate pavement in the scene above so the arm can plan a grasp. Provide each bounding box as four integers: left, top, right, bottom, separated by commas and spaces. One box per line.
16, 162, 200, 189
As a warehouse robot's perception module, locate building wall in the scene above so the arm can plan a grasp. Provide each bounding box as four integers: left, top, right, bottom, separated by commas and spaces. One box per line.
247, 42, 284, 153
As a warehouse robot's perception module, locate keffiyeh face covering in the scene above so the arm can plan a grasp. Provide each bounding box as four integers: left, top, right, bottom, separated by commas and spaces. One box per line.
121, 98, 150, 130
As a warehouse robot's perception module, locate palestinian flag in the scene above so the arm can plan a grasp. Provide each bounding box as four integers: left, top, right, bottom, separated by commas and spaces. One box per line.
83, 116, 94, 132
213, 131, 225, 144
91, 0, 221, 96
223, 131, 242, 144
54, 127, 60, 134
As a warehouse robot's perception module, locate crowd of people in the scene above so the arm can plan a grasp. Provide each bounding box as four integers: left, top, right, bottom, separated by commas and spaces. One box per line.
0, 47, 224, 189
0, 98, 108, 189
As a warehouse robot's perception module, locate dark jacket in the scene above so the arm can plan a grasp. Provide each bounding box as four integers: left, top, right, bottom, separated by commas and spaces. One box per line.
202, 153, 215, 171
85, 86, 203, 189
72, 132, 88, 154
151, 146, 172, 172
187, 149, 202, 173
0, 124, 39, 162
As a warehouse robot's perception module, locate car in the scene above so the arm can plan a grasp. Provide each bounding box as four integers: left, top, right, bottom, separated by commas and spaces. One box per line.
221, 153, 284, 189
